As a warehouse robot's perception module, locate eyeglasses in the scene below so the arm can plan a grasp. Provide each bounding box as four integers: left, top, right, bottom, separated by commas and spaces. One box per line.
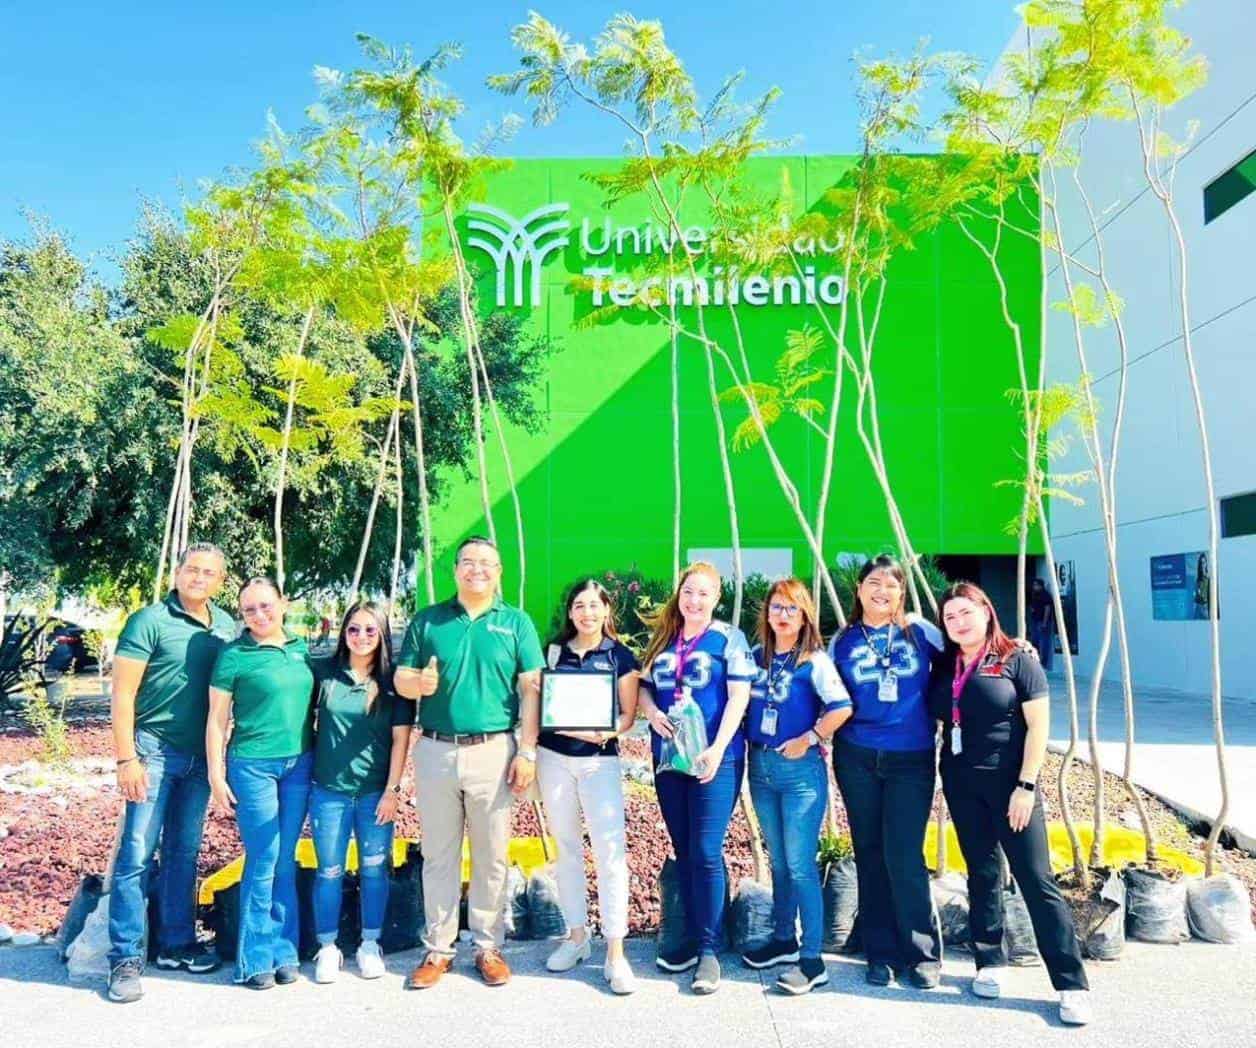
768, 602, 801, 617
458, 558, 500, 571
346, 625, 379, 638
241, 602, 275, 618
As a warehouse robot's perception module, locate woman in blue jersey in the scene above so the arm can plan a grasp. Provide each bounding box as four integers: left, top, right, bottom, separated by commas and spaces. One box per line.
742, 577, 852, 995
639, 562, 757, 995
827, 554, 944, 989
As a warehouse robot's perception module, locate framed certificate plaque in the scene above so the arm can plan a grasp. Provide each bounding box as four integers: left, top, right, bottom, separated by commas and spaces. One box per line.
539, 670, 617, 731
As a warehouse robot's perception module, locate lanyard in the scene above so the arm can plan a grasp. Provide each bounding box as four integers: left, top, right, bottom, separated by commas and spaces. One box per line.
766, 647, 797, 702
674, 627, 708, 692
951, 645, 988, 725
859, 622, 895, 669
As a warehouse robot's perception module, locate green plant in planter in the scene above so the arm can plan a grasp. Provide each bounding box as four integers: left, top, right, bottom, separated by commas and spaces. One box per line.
22, 679, 72, 769
817, 831, 853, 869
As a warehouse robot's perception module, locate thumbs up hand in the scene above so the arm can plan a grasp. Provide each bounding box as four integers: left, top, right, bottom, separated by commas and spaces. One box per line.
418, 655, 440, 697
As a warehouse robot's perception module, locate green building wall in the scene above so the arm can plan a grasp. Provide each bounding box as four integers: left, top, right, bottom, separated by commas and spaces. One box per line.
425, 156, 1042, 625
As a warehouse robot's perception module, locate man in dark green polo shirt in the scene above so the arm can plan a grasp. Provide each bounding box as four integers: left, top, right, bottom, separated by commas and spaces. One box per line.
395, 536, 543, 990
106, 543, 236, 1003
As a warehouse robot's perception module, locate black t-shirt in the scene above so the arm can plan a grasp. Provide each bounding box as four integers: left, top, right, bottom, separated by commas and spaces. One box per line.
1029, 589, 1054, 628
928, 649, 1048, 772
537, 637, 638, 758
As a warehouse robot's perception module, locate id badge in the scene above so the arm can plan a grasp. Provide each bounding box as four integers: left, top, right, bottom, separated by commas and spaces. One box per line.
877, 670, 899, 703
951, 726, 963, 755
759, 706, 779, 736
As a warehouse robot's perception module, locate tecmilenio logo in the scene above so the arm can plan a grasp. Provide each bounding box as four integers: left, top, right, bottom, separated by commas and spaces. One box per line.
466, 202, 571, 308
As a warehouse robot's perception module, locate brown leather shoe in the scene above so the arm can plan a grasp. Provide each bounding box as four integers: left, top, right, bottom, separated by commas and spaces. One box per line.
475, 949, 511, 986
406, 954, 452, 990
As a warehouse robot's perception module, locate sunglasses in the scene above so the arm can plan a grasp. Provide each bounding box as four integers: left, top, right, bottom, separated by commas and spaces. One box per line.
346, 625, 379, 638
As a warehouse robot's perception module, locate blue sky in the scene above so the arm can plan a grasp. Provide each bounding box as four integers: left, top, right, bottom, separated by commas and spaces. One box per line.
0, 1, 1021, 279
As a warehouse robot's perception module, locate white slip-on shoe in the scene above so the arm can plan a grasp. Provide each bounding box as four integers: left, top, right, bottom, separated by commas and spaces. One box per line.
1059, 989, 1094, 1026
603, 956, 637, 995
546, 934, 592, 972
356, 941, 386, 980
314, 944, 342, 984
971, 966, 1006, 999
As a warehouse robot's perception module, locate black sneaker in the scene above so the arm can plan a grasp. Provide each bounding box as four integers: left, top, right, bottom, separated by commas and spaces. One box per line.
776, 957, 830, 996
245, 971, 276, 990
741, 938, 800, 969
274, 964, 300, 985
865, 962, 893, 986
691, 953, 721, 995
903, 963, 941, 990
107, 958, 144, 1003
155, 943, 222, 974
656, 941, 700, 972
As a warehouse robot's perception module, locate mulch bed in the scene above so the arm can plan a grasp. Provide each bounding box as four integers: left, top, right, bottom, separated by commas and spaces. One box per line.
1, 720, 1252, 938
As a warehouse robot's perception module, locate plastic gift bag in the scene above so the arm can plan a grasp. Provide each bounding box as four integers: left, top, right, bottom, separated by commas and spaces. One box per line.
656, 693, 709, 777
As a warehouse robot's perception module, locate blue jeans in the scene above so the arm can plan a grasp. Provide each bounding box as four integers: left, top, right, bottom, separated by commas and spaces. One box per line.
1030, 621, 1054, 671
748, 745, 827, 958
308, 783, 394, 945
654, 749, 745, 954
833, 738, 941, 969
226, 751, 313, 981
108, 731, 210, 966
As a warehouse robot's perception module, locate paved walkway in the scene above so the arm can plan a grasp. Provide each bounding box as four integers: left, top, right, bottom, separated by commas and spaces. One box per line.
1046, 671, 1256, 850
2, 938, 1253, 1048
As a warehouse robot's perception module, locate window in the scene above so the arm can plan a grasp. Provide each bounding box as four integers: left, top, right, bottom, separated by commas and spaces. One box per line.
1221, 491, 1256, 538
1204, 149, 1256, 225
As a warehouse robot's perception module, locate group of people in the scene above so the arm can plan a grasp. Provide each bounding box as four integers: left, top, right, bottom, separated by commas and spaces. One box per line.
104, 537, 1092, 1026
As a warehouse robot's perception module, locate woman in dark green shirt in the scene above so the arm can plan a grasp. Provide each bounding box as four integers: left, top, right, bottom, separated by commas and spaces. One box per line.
309, 601, 412, 984
207, 577, 315, 989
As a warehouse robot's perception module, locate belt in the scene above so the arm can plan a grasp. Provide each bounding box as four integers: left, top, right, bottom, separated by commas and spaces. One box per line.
424, 729, 511, 746
749, 741, 778, 752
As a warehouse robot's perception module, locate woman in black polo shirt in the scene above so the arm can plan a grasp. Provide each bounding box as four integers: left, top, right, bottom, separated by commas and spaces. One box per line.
536, 579, 640, 994
309, 601, 412, 984
928, 581, 1091, 1026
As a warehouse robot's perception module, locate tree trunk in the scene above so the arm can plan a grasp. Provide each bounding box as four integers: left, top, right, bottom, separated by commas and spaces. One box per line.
738, 779, 770, 884
390, 414, 405, 615
273, 306, 316, 595
670, 298, 683, 584
350, 358, 406, 600
1087, 597, 1112, 867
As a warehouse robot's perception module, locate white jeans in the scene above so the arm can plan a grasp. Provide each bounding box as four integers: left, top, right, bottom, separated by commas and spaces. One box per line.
535, 747, 629, 940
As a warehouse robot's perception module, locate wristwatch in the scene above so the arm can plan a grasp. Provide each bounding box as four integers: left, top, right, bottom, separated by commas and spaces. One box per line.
389, 783, 402, 795
517, 747, 538, 763
1017, 779, 1037, 793
805, 729, 821, 747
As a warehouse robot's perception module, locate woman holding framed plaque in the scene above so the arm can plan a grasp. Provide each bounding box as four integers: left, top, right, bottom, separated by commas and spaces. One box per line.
638, 562, 757, 995
536, 580, 640, 994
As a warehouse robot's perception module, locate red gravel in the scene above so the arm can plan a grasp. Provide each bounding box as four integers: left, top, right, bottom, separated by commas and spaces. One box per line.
2, 723, 1250, 937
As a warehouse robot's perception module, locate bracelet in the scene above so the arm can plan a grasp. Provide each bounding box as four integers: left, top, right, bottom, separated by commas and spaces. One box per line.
517, 747, 538, 762
1016, 779, 1037, 793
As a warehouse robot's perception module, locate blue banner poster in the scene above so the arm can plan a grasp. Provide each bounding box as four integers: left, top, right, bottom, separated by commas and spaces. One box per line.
1150, 551, 1216, 621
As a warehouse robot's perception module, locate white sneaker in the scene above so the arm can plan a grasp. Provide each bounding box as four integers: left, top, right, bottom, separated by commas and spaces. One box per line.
1059, 989, 1094, 1026
356, 941, 386, 980
604, 956, 637, 995
971, 966, 1005, 999
314, 944, 342, 984
546, 934, 592, 972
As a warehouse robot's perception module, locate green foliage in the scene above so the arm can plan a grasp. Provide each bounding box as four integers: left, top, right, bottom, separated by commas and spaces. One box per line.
817, 831, 854, 868
719, 326, 829, 450
22, 680, 72, 768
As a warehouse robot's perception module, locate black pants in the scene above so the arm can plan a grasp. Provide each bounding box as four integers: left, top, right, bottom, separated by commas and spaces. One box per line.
941, 761, 1089, 991
833, 739, 941, 969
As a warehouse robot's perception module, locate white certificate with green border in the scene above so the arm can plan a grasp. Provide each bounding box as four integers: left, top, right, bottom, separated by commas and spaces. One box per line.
539, 670, 616, 731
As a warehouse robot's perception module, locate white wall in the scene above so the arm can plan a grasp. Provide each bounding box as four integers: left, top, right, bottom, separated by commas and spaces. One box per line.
1022, 0, 1256, 697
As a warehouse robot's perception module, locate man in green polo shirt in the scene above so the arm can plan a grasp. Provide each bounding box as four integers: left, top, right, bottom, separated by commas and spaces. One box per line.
106, 543, 237, 1004
395, 535, 543, 990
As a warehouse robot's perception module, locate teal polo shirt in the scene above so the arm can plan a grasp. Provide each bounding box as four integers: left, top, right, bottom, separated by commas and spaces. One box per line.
398, 595, 544, 735
313, 657, 412, 794
210, 632, 316, 759
114, 591, 237, 755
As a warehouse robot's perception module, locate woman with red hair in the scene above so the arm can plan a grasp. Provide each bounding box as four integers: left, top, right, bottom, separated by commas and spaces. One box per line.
929, 582, 1091, 1026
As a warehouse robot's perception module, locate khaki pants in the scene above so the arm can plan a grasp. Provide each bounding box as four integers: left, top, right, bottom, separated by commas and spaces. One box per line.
413, 732, 515, 957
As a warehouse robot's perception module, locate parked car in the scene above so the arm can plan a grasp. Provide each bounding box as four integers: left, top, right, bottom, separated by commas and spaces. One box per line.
44, 622, 98, 674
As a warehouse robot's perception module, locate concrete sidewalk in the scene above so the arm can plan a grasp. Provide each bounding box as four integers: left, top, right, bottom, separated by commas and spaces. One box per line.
2, 938, 1252, 1048
1046, 671, 1256, 850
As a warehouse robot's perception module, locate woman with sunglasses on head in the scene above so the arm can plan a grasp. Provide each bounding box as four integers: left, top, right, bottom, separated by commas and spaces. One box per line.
536, 580, 640, 994
742, 578, 851, 995
207, 577, 316, 989
929, 582, 1091, 1025
309, 601, 413, 984
638, 562, 757, 995
826, 554, 945, 989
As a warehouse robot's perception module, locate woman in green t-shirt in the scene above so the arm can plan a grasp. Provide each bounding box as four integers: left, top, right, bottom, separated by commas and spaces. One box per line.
309, 601, 412, 984
207, 577, 316, 989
